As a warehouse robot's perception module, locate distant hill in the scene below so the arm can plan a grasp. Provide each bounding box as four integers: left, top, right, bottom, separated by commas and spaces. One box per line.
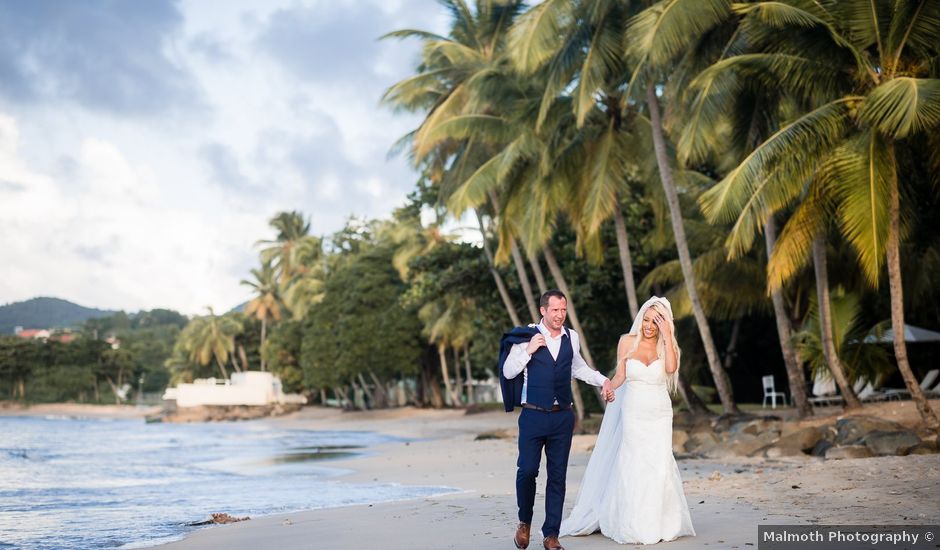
0, 297, 116, 335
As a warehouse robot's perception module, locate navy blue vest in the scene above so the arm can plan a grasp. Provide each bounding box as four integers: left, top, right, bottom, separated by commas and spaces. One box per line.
525, 333, 573, 409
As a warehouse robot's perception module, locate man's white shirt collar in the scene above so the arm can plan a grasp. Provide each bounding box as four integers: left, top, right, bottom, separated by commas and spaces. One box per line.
535, 320, 569, 339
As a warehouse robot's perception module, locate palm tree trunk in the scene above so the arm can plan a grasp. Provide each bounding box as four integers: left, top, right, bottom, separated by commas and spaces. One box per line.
438, 346, 456, 407
260, 318, 267, 372
357, 372, 375, 408
475, 209, 522, 326
452, 347, 463, 405
811, 234, 862, 409
613, 205, 640, 318
542, 244, 605, 416
646, 83, 738, 414
489, 189, 539, 322
511, 239, 540, 322
765, 214, 812, 417
886, 153, 939, 432
215, 358, 229, 381
367, 370, 391, 409
463, 345, 475, 405
676, 371, 712, 415
527, 251, 549, 295
723, 317, 742, 369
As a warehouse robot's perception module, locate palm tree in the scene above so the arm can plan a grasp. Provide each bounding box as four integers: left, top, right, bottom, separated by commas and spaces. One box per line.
656, 6, 818, 415
622, 0, 740, 413
257, 211, 325, 320
509, 0, 642, 317
381, 0, 530, 328
181, 309, 244, 380
693, 0, 940, 430
241, 261, 283, 371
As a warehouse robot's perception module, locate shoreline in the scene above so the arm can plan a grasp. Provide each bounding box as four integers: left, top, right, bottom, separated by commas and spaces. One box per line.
0, 401, 162, 419
5, 402, 938, 548
145, 404, 939, 550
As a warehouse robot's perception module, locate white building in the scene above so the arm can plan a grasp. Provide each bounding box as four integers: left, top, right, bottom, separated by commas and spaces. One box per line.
163, 371, 306, 408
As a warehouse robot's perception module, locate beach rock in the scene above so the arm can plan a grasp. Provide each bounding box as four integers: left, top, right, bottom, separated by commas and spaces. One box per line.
672, 411, 697, 429
685, 430, 720, 454
722, 431, 778, 457
906, 441, 939, 455
834, 416, 905, 445
863, 430, 921, 456
157, 404, 303, 423
811, 440, 834, 457
475, 429, 514, 441
712, 413, 761, 433
729, 418, 782, 437
825, 445, 874, 460
672, 430, 689, 454
767, 426, 822, 458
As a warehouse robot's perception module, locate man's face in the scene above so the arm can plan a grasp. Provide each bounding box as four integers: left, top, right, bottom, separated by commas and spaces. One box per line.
540, 296, 567, 332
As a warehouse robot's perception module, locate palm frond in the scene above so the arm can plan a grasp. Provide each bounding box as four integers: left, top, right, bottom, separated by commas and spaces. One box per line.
824, 131, 892, 288
507, 0, 574, 74
380, 29, 451, 42
699, 98, 858, 258
859, 77, 940, 138
767, 187, 828, 291
574, 15, 621, 127
413, 83, 470, 160
423, 114, 513, 145
885, 0, 940, 71
625, 0, 732, 75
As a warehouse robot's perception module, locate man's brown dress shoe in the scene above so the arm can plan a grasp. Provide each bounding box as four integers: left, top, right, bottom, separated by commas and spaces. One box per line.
513, 522, 530, 549
543, 535, 564, 550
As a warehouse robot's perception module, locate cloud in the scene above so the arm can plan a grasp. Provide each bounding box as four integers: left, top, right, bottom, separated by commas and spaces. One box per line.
0, 0, 201, 115
0, 1, 452, 314
257, 2, 386, 85
200, 142, 255, 191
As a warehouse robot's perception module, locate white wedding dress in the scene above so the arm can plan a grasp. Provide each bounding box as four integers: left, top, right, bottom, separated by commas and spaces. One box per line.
560, 357, 695, 545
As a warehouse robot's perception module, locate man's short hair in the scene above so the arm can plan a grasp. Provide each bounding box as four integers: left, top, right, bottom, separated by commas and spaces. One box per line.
539, 289, 567, 309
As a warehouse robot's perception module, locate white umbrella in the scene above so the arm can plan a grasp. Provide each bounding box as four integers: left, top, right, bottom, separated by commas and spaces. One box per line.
863, 323, 940, 344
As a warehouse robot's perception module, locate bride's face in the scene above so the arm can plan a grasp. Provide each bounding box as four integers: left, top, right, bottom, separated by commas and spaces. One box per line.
641, 309, 659, 341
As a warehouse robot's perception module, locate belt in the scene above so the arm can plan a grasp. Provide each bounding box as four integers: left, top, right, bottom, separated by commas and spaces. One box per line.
522, 403, 571, 412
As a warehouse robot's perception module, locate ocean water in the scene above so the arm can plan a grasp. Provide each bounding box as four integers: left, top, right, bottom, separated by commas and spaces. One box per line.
0, 415, 454, 549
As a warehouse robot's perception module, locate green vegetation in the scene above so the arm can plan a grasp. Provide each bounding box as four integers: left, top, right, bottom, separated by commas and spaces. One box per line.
3, 2, 937, 432
0, 309, 185, 403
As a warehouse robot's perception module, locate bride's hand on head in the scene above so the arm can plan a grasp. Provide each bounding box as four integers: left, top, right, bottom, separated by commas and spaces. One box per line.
653, 311, 671, 339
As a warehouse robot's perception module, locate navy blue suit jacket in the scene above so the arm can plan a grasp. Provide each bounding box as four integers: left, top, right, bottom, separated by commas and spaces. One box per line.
497, 325, 540, 412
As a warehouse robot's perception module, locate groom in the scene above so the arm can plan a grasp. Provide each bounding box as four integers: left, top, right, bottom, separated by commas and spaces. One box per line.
499, 290, 613, 550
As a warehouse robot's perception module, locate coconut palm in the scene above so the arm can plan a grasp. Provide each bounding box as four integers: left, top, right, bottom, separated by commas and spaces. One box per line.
180, 309, 244, 381
508, 0, 642, 317
381, 0, 531, 327
241, 261, 283, 371
623, 0, 740, 413
652, 4, 820, 415
694, 0, 940, 430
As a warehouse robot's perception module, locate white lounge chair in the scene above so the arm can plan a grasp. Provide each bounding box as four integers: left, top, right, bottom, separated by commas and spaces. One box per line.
881, 369, 939, 400
761, 375, 787, 409
808, 371, 842, 407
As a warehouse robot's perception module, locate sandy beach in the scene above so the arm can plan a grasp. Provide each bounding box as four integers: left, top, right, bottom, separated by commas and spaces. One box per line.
131, 401, 940, 550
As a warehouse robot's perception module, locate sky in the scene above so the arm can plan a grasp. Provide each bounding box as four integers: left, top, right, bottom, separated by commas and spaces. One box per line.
0, 0, 450, 315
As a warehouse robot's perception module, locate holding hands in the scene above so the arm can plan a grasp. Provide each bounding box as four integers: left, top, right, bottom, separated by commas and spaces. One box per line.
602, 379, 615, 403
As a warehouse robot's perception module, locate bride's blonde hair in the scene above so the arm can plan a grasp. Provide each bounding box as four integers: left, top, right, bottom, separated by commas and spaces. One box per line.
623, 297, 681, 394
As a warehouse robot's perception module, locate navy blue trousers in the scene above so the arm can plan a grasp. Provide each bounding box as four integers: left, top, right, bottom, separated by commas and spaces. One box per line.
516, 407, 575, 538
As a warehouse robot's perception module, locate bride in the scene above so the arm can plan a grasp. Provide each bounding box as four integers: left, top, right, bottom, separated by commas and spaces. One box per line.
560, 296, 695, 545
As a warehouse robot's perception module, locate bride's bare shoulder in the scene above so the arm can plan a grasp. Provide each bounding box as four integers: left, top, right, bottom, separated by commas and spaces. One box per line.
617, 333, 636, 349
